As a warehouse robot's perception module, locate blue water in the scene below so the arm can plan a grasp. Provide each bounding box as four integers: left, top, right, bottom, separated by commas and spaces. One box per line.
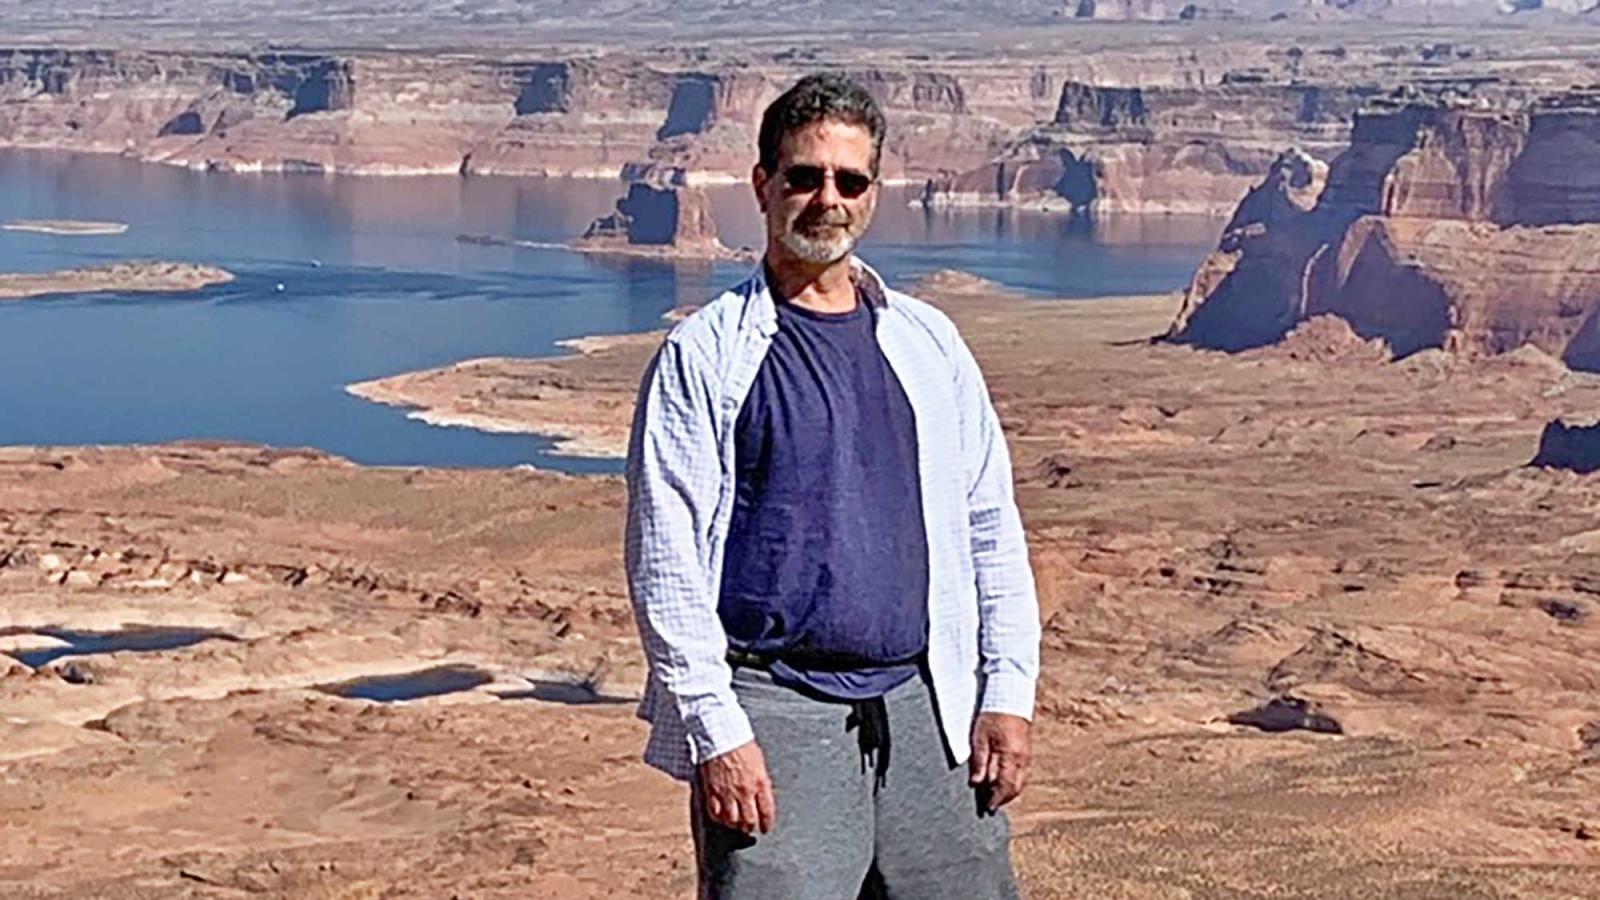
319, 665, 493, 702
0, 150, 1217, 470
5, 626, 235, 669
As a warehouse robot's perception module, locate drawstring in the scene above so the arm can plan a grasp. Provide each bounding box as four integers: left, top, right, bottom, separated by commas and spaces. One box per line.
847, 697, 891, 789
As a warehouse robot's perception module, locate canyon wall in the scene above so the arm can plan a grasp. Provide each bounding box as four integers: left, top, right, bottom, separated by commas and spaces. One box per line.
916, 81, 1377, 215
1, 0, 1595, 49
1168, 96, 1600, 368
1, 38, 1589, 216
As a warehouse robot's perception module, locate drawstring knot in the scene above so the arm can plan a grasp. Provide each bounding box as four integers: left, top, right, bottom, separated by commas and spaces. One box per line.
847, 697, 891, 789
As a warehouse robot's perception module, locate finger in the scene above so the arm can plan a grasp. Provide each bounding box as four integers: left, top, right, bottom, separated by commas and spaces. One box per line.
990, 754, 1028, 810
988, 766, 1016, 810
969, 728, 991, 785
733, 794, 759, 834
723, 794, 745, 833
983, 743, 1002, 786
755, 777, 777, 834
990, 777, 1018, 811
705, 790, 729, 827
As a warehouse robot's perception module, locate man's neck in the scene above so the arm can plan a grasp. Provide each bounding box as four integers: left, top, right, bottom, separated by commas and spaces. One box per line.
764, 252, 857, 314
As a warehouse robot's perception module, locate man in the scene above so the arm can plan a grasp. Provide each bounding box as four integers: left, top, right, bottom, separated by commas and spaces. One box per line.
625, 73, 1040, 899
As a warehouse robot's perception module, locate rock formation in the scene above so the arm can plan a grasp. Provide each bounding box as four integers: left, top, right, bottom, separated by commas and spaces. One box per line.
1, 35, 1596, 210
574, 180, 738, 258
1168, 95, 1600, 368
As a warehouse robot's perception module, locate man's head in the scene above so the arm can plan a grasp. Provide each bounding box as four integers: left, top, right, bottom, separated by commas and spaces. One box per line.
753, 74, 886, 269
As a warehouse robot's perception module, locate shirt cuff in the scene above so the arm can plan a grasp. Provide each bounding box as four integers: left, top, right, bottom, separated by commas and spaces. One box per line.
683, 695, 756, 764
979, 669, 1037, 721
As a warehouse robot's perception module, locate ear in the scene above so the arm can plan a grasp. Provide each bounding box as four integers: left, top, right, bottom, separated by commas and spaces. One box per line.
751, 163, 770, 214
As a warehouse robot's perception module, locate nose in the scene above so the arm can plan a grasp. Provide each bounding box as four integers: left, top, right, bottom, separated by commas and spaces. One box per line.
815, 172, 844, 206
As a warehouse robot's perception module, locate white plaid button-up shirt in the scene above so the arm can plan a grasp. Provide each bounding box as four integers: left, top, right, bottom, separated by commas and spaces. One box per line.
624, 257, 1040, 780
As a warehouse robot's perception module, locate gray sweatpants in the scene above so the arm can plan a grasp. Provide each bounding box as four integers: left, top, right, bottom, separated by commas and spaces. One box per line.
692, 667, 1020, 900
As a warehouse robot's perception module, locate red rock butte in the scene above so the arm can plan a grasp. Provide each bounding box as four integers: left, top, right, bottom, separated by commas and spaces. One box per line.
576, 179, 732, 257
1168, 94, 1600, 369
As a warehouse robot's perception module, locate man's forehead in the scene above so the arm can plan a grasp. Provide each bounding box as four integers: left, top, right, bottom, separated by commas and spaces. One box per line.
777, 120, 875, 163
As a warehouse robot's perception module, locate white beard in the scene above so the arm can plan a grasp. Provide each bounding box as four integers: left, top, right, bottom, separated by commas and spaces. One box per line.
778, 226, 859, 265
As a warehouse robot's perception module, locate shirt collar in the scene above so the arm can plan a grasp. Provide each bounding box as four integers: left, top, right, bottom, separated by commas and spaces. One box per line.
745, 256, 889, 338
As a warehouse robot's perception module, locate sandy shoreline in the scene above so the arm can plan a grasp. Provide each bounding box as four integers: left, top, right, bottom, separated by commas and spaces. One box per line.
346, 331, 660, 459
0, 260, 234, 300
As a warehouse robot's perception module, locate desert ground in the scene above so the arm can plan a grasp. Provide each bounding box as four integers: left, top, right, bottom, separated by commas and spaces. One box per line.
6, 269, 1600, 897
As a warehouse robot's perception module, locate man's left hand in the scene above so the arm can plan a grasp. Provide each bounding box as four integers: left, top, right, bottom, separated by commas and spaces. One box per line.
969, 712, 1032, 812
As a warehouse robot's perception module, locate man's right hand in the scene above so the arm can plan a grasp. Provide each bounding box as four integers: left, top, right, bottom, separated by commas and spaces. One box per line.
698, 740, 777, 834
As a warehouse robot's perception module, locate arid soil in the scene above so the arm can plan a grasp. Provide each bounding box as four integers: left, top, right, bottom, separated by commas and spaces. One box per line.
0, 262, 234, 301
8, 271, 1600, 897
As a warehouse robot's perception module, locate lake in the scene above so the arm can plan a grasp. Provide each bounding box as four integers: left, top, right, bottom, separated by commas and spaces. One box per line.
0, 150, 1218, 472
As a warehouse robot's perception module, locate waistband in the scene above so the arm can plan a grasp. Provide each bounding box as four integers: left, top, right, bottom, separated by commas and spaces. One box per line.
725, 647, 925, 672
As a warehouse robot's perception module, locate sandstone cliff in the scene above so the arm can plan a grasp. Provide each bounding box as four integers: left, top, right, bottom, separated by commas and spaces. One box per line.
1168, 95, 1600, 369
918, 81, 1370, 216
0, 0, 1593, 47
2, 36, 1594, 219
908, 45, 1562, 217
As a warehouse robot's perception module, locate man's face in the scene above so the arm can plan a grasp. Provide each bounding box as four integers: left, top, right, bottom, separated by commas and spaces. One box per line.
754, 119, 879, 266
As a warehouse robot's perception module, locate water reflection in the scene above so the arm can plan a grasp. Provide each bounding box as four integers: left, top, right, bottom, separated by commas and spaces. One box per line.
318, 665, 493, 703
4, 626, 236, 669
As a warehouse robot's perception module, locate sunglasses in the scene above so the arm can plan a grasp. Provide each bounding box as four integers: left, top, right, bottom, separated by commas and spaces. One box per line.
781, 165, 876, 199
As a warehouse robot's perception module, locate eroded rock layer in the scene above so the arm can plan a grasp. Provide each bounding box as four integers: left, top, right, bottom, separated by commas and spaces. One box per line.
2, 36, 1597, 216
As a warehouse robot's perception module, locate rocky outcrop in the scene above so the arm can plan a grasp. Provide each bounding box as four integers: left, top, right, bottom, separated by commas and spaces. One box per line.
1167, 147, 1338, 348
1169, 96, 1600, 368
574, 181, 739, 259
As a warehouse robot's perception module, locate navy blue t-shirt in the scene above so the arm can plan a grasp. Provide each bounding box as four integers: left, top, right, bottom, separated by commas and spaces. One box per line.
717, 286, 930, 700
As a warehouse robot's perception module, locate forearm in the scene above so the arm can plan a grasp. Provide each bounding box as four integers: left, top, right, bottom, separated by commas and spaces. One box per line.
626, 474, 752, 763
954, 333, 1041, 720
971, 497, 1041, 719
631, 585, 753, 761
624, 336, 753, 763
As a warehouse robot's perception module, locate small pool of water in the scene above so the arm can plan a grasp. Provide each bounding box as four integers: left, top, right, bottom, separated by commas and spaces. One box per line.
4, 626, 235, 668
318, 664, 493, 702
495, 678, 633, 705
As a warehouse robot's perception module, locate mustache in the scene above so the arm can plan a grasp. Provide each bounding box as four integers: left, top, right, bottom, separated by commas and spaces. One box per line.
793, 208, 853, 229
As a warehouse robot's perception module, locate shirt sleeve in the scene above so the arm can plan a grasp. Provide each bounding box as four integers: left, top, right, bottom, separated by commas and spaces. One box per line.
952, 331, 1042, 720
624, 336, 754, 763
